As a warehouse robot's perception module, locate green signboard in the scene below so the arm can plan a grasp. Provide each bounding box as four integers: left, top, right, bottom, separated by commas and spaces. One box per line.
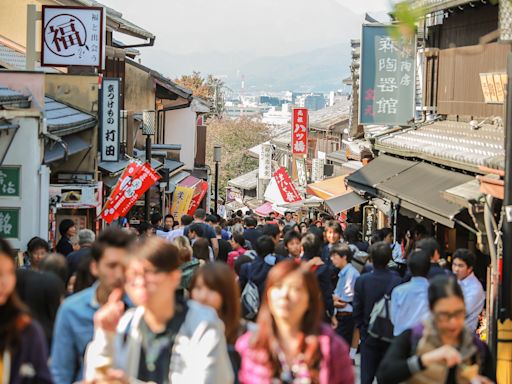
0, 208, 19, 239
0, 167, 20, 197
359, 24, 416, 126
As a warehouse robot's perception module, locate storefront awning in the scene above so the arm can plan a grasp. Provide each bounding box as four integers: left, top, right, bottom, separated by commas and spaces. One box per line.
167, 171, 191, 193
44, 134, 91, 164
255, 202, 274, 217
98, 157, 162, 175
377, 162, 474, 228
307, 175, 349, 200
325, 192, 366, 215
346, 154, 416, 195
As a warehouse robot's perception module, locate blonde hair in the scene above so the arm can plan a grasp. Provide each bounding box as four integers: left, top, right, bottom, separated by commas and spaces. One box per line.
173, 236, 193, 264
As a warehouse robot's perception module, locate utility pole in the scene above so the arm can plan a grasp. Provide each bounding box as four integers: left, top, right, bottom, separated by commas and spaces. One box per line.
142, 110, 156, 223
213, 145, 221, 215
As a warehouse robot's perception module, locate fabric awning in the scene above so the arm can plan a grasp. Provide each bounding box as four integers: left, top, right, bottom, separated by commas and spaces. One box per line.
44, 134, 91, 164
346, 154, 416, 195
325, 192, 366, 214
307, 175, 349, 200
377, 162, 474, 228
255, 202, 274, 217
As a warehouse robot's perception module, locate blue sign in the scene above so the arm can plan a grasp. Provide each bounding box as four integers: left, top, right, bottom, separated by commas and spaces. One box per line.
359, 25, 416, 126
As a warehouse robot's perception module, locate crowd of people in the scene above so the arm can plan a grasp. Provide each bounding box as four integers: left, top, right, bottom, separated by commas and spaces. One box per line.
0, 207, 496, 383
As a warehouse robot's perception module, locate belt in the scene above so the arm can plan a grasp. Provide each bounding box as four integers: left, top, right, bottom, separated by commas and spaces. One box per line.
336, 312, 353, 318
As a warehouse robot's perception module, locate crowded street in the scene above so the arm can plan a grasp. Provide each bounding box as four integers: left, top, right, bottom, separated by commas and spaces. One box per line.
1, 0, 512, 383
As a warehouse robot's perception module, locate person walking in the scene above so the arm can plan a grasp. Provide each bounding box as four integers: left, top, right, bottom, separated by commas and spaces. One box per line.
184, 208, 219, 258
377, 275, 495, 384
321, 221, 343, 261
390, 249, 431, 336
236, 259, 354, 384
84, 238, 233, 384
353, 241, 402, 384
22, 236, 50, 269
452, 249, 485, 333
283, 230, 302, 260
0, 238, 52, 384
51, 228, 133, 384
167, 214, 194, 242
243, 216, 262, 249
66, 229, 95, 278
330, 244, 360, 346
190, 262, 243, 382
56, 219, 76, 256
227, 233, 247, 268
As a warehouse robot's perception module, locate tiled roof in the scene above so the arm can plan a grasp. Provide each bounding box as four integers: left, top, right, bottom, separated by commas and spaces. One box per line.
375, 120, 504, 172
309, 101, 350, 131
228, 169, 258, 190
45, 97, 96, 136
0, 42, 60, 72
0, 87, 30, 108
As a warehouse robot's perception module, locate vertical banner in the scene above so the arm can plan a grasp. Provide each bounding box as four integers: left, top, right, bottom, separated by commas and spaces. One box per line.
188, 181, 209, 216
359, 25, 416, 126
311, 159, 325, 182
362, 205, 378, 242
295, 158, 307, 187
100, 78, 121, 162
259, 143, 272, 180
292, 108, 308, 154
171, 185, 195, 221
273, 167, 302, 203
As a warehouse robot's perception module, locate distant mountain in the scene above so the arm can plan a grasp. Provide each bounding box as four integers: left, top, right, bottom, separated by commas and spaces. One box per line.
138, 43, 351, 93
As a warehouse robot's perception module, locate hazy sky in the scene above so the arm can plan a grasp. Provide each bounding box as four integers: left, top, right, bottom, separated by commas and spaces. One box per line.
100, 0, 393, 56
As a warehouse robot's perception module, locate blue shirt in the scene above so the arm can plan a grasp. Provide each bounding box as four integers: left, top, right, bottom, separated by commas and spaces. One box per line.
459, 272, 485, 332
390, 276, 430, 336
51, 283, 100, 384
333, 263, 360, 313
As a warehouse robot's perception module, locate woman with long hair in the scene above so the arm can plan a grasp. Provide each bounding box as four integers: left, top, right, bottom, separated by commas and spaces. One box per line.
190, 262, 243, 380
0, 238, 52, 383
236, 259, 354, 384
377, 275, 495, 384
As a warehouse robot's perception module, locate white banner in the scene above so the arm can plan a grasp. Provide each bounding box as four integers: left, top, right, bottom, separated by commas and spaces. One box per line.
259, 143, 272, 180
100, 78, 121, 162
311, 159, 324, 182
41, 6, 104, 68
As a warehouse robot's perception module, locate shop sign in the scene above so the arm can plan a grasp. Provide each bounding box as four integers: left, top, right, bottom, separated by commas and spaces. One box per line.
259, 143, 272, 180
0, 167, 20, 197
0, 208, 19, 239
311, 159, 324, 182
362, 205, 378, 242
41, 6, 104, 68
49, 184, 99, 209
292, 108, 308, 154
274, 167, 301, 203
188, 181, 208, 216
170, 185, 195, 221
100, 78, 121, 162
359, 24, 416, 126
480, 73, 507, 104
296, 158, 307, 186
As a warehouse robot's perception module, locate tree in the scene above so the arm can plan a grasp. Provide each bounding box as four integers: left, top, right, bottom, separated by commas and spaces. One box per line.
206, 117, 271, 200
175, 72, 226, 117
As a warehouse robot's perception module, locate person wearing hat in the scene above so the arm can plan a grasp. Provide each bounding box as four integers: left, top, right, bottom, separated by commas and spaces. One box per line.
56, 219, 76, 256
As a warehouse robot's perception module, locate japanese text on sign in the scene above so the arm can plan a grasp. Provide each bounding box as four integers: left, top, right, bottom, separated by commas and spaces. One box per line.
359, 25, 416, 126
259, 143, 273, 180
292, 108, 308, 155
41, 6, 104, 68
0, 208, 19, 239
0, 168, 20, 197
101, 78, 120, 162
273, 167, 302, 203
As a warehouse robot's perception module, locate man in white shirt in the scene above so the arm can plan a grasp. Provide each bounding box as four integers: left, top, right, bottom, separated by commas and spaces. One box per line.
452, 248, 485, 333
166, 214, 193, 242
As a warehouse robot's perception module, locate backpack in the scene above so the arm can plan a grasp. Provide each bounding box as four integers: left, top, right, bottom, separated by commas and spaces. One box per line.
368, 280, 395, 342
240, 264, 260, 320
348, 244, 369, 273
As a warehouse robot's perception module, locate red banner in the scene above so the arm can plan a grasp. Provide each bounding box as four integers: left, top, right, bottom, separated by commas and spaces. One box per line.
274, 167, 301, 203
102, 162, 161, 224
292, 108, 308, 154
188, 181, 209, 215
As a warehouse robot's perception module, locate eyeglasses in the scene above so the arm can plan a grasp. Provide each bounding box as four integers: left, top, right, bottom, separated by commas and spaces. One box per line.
126, 268, 164, 283
434, 309, 466, 322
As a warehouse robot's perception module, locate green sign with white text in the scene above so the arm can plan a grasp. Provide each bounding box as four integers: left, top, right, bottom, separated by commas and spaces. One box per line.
0, 208, 19, 239
0, 167, 20, 197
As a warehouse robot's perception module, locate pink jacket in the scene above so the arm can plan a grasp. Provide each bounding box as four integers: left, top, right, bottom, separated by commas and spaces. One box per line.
235, 324, 355, 384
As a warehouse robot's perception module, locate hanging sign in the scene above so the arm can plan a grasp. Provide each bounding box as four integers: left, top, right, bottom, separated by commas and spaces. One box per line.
41, 6, 105, 68
273, 167, 301, 203
170, 185, 195, 221
359, 24, 416, 126
292, 108, 308, 154
296, 158, 307, 187
259, 143, 272, 180
188, 181, 209, 216
100, 78, 121, 162
311, 159, 325, 182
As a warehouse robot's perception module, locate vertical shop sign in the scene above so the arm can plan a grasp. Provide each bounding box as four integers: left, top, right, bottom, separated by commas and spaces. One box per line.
273, 167, 301, 203
359, 25, 416, 126
100, 78, 121, 162
259, 143, 272, 180
292, 108, 308, 155
0, 167, 20, 197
